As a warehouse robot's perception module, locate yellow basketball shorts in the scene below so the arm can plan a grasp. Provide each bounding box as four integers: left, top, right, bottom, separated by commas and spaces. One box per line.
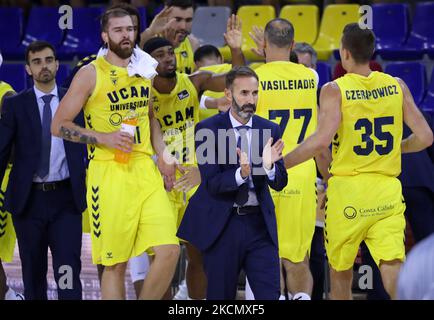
271, 162, 317, 263
0, 166, 16, 262
325, 174, 406, 271
87, 156, 179, 266
82, 169, 90, 234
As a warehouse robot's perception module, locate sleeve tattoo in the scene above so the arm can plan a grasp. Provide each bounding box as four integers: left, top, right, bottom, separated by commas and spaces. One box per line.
60, 125, 98, 144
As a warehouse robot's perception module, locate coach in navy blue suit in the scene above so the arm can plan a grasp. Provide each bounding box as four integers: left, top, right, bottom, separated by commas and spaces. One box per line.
0, 41, 86, 300
178, 66, 288, 300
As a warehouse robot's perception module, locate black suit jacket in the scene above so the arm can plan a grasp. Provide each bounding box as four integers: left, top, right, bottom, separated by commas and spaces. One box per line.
0, 87, 87, 216
177, 111, 288, 251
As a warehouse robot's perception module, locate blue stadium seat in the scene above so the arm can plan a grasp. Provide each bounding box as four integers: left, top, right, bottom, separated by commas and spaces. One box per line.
21, 7, 65, 52
0, 64, 26, 93
382, 2, 434, 60
316, 62, 331, 89
420, 68, 434, 112
192, 6, 231, 48
0, 8, 24, 59
373, 4, 410, 60
26, 64, 71, 89
385, 62, 426, 106
58, 7, 104, 59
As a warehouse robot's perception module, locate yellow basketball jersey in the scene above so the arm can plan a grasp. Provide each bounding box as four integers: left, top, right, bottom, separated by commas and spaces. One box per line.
175, 37, 195, 75
256, 61, 318, 170
152, 72, 199, 164
84, 56, 154, 161
331, 72, 403, 177
0, 81, 15, 103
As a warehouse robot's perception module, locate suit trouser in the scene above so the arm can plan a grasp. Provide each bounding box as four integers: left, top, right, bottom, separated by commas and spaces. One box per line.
202, 210, 280, 300
12, 181, 82, 300
310, 226, 326, 300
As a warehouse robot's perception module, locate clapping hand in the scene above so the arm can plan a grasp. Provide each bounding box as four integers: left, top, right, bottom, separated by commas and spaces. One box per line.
262, 138, 284, 170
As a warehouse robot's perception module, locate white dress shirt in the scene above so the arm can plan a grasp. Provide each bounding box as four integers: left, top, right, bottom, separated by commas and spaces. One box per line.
229, 111, 276, 206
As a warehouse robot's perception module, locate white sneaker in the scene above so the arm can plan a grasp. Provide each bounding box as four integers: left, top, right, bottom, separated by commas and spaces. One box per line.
5, 288, 24, 300
173, 280, 188, 300
292, 292, 311, 300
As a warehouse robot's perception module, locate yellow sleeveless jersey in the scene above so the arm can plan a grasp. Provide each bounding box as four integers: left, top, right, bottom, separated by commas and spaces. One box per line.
84, 56, 154, 161
256, 61, 318, 160
0, 81, 15, 103
331, 71, 403, 177
175, 37, 195, 75
152, 72, 199, 164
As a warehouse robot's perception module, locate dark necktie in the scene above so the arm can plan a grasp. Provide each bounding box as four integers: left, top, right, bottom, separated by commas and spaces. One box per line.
235, 125, 250, 206
36, 94, 54, 179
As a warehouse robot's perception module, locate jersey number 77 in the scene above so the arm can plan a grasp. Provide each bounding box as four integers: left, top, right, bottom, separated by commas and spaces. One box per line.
268, 109, 312, 144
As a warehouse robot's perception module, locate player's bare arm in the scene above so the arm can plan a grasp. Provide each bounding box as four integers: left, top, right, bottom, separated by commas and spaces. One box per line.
283, 82, 342, 169
139, 6, 174, 48
190, 70, 226, 94
313, 107, 332, 182
202, 96, 231, 112
148, 97, 177, 182
224, 14, 245, 67
51, 65, 133, 153
398, 77, 434, 153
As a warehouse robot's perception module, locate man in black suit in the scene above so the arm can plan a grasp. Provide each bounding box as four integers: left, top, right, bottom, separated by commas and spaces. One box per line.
178, 66, 288, 299
0, 41, 86, 300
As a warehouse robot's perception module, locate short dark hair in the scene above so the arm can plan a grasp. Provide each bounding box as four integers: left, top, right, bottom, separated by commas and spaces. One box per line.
107, 2, 141, 42
264, 18, 294, 48
225, 66, 258, 89
101, 7, 131, 32
25, 40, 56, 64
341, 23, 375, 64
165, 0, 194, 9
289, 51, 298, 63
194, 45, 222, 63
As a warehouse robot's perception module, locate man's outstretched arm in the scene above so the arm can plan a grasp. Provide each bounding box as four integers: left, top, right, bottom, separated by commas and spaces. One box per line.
283, 82, 341, 170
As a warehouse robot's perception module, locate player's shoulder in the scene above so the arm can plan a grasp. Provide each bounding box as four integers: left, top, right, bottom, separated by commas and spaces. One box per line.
76, 54, 97, 68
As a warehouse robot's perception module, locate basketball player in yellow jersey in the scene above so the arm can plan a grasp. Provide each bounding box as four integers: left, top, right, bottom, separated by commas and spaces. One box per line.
140, 0, 199, 74
0, 79, 23, 300
194, 45, 232, 121
252, 18, 330, 300
52, 8, 180, 300
282, 23, 433, 299
142, 34, 242, 299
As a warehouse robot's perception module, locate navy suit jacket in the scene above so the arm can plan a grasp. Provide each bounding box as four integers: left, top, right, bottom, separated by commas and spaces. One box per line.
399, 111, 434, 192
177, 111, 288, 251
0, 87, 87, 216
